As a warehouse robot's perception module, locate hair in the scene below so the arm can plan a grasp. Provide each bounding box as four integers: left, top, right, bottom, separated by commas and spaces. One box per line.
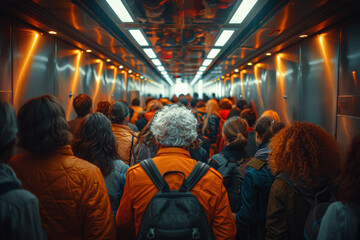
73, 94, 92, 117
170, 95, 179, 103
190, 99, 198, 108
219, 98, 232, 110
268, 122, 340, 185
0, 102, 17, 150
71, 113, 119, 177
195, 100, 205, 108
146, 100, 163, 113
254, 116, 285, 143
202, 99, 220, 134
179, 97, 188, 107
96, 101, 110, 116
151, 104, 197, 147
193, 92, 199, 99
145, 97, 155, 107
17, 95, 71, 153
261, 110, 280, 122
336, 134, 360, 204
134, 111, 159, 151
240, 108, 257, 127
159, 98, 171, 106
236, 99, 248, 111
108, 101, 129, 124
223, 117, 248, 148
131, 98, 140, 106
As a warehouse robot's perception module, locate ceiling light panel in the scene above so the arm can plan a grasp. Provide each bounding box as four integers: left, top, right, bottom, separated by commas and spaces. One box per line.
214, 30, 235, 47
207, 48, 221, 59
151, 59, 162, 66
202, 59, 212, 67
106, 0, 134, 23
143, 48, 157, 59
157, 66, 165, 71
128, 29, 149, 46
229, 0, 258, 24
199, 66, 207, 71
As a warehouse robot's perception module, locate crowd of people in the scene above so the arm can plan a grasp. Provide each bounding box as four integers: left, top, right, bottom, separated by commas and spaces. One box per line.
0, 92, 359, 240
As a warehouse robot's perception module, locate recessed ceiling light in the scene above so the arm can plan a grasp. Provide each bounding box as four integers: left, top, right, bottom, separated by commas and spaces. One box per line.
86, 49, 92, 53
140, 76, 144, 79
247, 62, 253, 66
128, 70, 132, 73
128, 29, 149, 46
48, 31, 57, 35
151, 59, 162, 66
299, 34, 308, 38
106, 59, 111, 62
119, 65, 124, 69
202, 59, 212, 67
157, 66, 165, 71
207, 48, 221, 59
106, 0, 134, 23
234, 69, 239, 72
214, 30, 235, 47
229, 0, 258, 24
143, 48, 157, 59
199, 66, 207, 71
266, 52, 272, 56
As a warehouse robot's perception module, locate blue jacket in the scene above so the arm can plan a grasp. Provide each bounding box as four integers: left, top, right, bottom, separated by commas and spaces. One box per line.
236, 142, 274, 240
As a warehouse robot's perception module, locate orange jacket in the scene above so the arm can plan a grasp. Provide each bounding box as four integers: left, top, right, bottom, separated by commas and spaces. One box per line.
116, 147, 236, 240
9, 145, 116, 240
111, 123, 138, 165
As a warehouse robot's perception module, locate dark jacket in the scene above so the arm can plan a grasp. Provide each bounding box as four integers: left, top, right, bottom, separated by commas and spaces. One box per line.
236, 142, 274, 240
245, 130, 257, 157
205, 110, 230, 144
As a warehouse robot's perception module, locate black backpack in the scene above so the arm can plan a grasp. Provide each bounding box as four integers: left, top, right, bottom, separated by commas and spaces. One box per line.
276, 173, 335, 240
138, 159, 214, 240
210, 154, 243, 212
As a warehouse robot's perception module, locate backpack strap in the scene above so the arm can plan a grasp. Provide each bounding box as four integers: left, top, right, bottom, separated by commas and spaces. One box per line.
180, 162, 210, 192
0, 182, 20, 195
140, 159, 170, 192
247, 157, 266, 170
276, 173, 298, 193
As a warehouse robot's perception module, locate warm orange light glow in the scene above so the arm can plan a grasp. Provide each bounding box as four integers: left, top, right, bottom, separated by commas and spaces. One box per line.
66, 51, 82, 119
247, 62, 253, 66
48, 31, 57, 35
276, 54, 290, 126
92, 60, 104, 105
266, 52, 271, 56
352, 71, 358, 89
14, 33, 39, 109
120, 71, 128, 101
94, 28, 102, 45
109, 67, 118, 102
254, 64, 265, 111
119, 65, 124, 69
128, 70, 133, 74
106, 59, 111, 62
240, 70, 246, 100
299, 34, 308, 38
86, 49, 92, 53
234, 69, 239, 73
70, 4, 80, 30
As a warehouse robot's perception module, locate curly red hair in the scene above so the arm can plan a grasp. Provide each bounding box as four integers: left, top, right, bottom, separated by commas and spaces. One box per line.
268, 122, 340, 185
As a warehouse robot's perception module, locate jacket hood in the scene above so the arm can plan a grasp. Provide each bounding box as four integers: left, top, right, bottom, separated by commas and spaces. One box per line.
0, 163, 21, 187
218, 109, 231, 119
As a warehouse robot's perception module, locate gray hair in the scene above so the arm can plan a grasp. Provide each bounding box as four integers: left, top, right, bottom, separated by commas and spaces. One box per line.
151, 104, 197, 147
0, 102, 17, 149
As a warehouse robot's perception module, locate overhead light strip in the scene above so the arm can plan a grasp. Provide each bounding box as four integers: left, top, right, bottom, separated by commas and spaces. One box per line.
202, 59, 212, 67
151, 59, 162, 66
143, 48, 157, 58
128, 29, 149, 46
229, 0, 258, 24
214, 30, 235, 47
106, 0, 134, 23
207, 48, 221, 59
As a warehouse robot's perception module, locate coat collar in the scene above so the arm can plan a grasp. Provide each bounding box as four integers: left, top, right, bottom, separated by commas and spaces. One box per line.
156, 147, 191, 158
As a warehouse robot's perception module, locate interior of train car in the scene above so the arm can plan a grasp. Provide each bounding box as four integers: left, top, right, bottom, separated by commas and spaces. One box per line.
1, 0, 359, 153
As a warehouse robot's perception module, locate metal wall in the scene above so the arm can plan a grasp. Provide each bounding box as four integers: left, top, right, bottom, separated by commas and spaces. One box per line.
0, 15, 162, 120
204, 17, 360, 153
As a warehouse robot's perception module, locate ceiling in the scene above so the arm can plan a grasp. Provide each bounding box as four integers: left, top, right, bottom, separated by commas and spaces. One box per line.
2, 0, 360, 86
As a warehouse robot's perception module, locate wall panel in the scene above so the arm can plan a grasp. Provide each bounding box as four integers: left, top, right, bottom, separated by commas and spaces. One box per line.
0, 15, 12, 102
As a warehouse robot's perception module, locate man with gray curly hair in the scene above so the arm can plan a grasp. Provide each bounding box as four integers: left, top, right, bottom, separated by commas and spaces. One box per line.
116, 104, 236, 239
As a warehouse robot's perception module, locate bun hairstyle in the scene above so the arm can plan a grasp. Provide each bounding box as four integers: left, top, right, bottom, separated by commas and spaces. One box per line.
108, 101, 129, 124
223, 117, 249, 148
255, 116, 285, 143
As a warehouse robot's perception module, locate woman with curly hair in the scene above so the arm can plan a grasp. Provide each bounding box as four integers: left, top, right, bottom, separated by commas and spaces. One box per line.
72, 112, 129, 218
265, 122, 340, 240
235, 116, 284, 240
317, 134, 360, 240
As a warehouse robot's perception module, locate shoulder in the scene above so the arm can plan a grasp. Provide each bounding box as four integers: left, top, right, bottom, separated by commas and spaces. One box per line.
247, 158, 266, 170
113, 160, 129, 173
0, 188, 39, 210
270, 177, 296, 197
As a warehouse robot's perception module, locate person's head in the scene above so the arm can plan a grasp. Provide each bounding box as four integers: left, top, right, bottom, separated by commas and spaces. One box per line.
0, 102, 17, 163
131, 98, 140, 107
108, 101, 130, 124
179, 97, 188, 107
146, 100, 163, 113
268, 122, 340, 185
203, 94, 209, 103
96, 101, 110, 116
219, 98, 232, 110
254, 116, 284, 146
145, 97, 155, 107
151, 104, 197, 148
135, 111, 159, 151
202, 99, 220, 134
193, 92, 199, 99
159, 98, 171, 106
170, 95, 179, 103
17, 95, 71, 153
261, 110, 280, 122
240, 108, 257, 127
336, 134, 360, 204
73, 94, 92, 117
223, 117, 248, 149
195, 100, 205, 109
72, 112, 118, 177
236, 99, 248, 111
190, 99, 198, 108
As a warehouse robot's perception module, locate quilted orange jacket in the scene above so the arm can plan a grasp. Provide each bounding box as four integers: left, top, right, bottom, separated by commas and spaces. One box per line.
9, 145, 116, 240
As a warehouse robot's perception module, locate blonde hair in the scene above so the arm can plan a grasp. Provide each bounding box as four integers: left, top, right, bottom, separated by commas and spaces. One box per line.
202, 99, 220, 134
223, 117, 248, 148
261, 110, 280, 122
